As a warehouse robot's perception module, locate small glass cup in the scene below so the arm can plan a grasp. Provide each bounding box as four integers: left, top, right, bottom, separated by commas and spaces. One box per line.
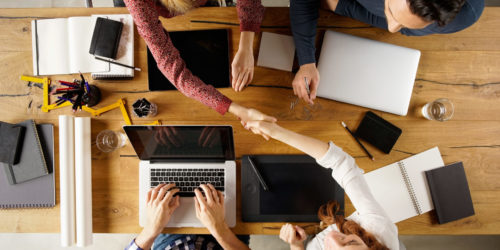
96, 130, 127, 153
421, 98, 454, 121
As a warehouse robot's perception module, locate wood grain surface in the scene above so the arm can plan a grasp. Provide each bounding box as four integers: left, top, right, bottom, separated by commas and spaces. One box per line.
0, 7, 499, 235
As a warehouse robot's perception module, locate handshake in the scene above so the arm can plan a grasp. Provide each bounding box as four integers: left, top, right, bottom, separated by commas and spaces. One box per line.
228, 103, 282, 141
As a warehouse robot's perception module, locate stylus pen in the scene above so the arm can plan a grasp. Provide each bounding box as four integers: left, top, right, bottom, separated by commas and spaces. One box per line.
94, 56, 142, 71
341, 121, 375, 161
248, 156, 269, 191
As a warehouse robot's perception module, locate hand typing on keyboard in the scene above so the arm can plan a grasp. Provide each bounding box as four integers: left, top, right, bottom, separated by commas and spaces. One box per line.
194, 184, 227, 234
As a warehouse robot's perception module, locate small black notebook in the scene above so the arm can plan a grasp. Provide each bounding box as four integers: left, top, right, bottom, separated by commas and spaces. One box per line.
355, 111, 402, 154
3, 120, 49, 185
0, 121, 25, 165
89, 17, 123, 59
147, 29, 230, 91
425, 162, 475, 224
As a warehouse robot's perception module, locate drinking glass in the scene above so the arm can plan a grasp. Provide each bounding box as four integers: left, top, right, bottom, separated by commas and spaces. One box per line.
96, 130, 126, 153
421, 98, 454, 121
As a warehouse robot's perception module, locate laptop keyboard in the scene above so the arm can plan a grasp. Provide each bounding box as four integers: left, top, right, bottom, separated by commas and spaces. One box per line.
150, 168, 225, 197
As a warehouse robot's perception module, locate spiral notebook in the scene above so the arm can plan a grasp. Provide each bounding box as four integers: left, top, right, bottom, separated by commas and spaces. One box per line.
364, 147, 444, 223
0, 124, 55, 209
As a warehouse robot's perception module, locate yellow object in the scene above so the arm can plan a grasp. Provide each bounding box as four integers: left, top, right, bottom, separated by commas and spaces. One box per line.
20, 75, 51, 112
144, 120, 161, 126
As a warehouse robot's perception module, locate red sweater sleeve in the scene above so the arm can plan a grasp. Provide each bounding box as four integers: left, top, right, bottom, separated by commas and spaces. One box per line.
237, 0, 265, 32
125, 0, 232, 115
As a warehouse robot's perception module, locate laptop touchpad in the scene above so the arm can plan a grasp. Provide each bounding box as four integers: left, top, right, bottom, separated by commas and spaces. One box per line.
171, 198, 198, 223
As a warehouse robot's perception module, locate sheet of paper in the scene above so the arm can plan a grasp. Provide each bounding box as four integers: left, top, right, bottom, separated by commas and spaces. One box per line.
33, 19, 70, 75
68, 17, 108, 73
257, 32, 295, 72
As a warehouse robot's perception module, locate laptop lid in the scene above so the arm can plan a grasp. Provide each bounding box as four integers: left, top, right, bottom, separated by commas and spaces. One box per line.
123, 125, 235, 162
316, 31, 421, 116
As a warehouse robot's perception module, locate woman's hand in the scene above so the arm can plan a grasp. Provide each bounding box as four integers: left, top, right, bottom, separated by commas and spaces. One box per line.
231, 31, 255, 92
243, 120, 282, 140
279, 223, 307, 250
228, 103, 277, 140
194, 184, 227, 234
136, 183, 181, 249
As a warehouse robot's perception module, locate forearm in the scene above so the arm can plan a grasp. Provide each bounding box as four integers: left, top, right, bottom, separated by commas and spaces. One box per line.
290, 243, 305, 250
290, 0, 320, 65
212, 224, 250, 250
272, 126, 329, 160
134, 229, 158, 250
238, 31, 255, 51
228, 102, 245, 118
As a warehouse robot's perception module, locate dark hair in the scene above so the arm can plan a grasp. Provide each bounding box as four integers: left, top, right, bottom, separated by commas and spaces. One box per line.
408, 0, 466, 26
318, 201, 389, 250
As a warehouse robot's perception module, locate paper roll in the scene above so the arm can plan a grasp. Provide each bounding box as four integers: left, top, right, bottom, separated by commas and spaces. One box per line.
75, 117, 93, 247
59, 115, 75, 247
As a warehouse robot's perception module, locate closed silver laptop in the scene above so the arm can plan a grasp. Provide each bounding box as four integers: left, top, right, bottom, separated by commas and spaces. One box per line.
124, 125, 237, 228
316, 31, 421, 116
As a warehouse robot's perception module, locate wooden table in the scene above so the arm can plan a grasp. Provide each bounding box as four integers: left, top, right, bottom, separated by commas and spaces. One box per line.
0, 7, 499, 235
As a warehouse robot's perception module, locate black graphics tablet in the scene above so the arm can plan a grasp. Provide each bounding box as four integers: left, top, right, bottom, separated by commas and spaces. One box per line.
147, 29, 231, 91
241, 155, 344, 222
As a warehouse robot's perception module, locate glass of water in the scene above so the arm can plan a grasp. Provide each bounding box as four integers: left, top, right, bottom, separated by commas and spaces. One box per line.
96, 130, 127, 153
421, 98, 454, 121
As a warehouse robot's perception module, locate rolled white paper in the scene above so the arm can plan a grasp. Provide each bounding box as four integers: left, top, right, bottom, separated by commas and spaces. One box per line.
75, 117, 93, 247
59, 115, 75, 247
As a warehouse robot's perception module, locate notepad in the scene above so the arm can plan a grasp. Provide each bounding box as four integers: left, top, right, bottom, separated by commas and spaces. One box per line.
257, 32, 295, 72
0, 124, 55, 208
364, 147, 444, 223
31, 17, 109, 75
91, 14, 135, 79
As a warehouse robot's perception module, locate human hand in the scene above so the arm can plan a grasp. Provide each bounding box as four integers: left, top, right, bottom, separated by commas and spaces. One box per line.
142, 183, 181, 238
279, 223, 307, 248
194, 184, 227, 234
292, 63, 320, 105
232, 47, 254, 92
154, 127, 183, 148
243, 120, 282, 140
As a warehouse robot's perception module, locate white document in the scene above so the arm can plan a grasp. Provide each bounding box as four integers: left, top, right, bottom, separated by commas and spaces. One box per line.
257, 32, 295, 72
32, 17, 108, 75
364, 147, 444, 223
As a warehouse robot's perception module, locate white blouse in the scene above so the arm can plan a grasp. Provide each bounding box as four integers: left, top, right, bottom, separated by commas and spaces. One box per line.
305, 142, 399, 250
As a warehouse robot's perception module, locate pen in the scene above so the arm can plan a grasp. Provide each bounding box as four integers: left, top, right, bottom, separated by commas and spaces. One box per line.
341, 121, 375, 161
94, 57, 142, 71
304, 77, 310, 95
58, 80, 79, 87
247, 156, 269, 191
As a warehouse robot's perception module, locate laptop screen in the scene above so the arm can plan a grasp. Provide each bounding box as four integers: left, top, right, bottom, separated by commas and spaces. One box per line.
123, 126, 235, 161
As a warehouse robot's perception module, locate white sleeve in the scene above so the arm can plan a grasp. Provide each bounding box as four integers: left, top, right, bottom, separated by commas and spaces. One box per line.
316, 142, 386, 216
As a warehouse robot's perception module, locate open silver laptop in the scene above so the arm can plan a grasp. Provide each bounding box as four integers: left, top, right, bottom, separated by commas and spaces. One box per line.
316, 31, 421, 116
124, 125, 236, 228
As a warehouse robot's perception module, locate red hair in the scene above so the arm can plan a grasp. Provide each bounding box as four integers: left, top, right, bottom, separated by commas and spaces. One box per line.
318, 201, 389, 250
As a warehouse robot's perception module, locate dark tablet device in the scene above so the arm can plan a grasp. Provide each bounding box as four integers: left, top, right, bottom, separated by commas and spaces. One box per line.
241, 155, 344, 222
355, 111, 402, 154
147, 29, 231, 91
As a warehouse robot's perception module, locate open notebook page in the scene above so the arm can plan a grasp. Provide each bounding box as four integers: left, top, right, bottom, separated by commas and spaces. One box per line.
67, 17, 108, 73
364, 162, 417, 223
33, 18, 70, 75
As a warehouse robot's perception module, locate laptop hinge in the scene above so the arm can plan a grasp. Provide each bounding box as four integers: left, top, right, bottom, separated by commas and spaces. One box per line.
149, 158, 226, 164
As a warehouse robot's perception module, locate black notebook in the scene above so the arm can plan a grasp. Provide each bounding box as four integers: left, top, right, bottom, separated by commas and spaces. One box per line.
3, 120, 49, 185
147, 29, 230, 91
425, 162, 475, 224
0, 124, 55, 208
89, 17, 123, 59
355, 111, 402, 154
0, 121, 25, 165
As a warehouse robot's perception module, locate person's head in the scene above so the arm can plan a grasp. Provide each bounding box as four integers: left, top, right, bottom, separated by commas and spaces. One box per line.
159, 0, 196, 14
384, 0, 466, 32
318, 201, 389, 250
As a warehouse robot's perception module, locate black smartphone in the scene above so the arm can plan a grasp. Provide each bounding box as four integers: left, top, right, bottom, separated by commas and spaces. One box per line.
355, 111, 402, 154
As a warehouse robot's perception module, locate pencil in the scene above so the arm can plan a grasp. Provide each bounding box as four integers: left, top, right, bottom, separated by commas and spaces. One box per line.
247, 156, 269, 191
341, 121, 375, 161
94, 57, 141, 71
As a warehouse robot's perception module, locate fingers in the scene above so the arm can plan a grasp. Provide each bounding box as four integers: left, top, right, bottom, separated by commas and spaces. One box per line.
309, 78, 319, 101
295, 225, 307, 240
262, 113, 278, 122
161, 186, 180, 205
234, 71, 245, 92
238, 71, 250, 91
150, 183, 165, 202
218, 190, 224, 206
146, 189, 152, 203
194, 187, 207, 208
194, 196, 201, 215
199, 184, 214, 204
208, 184, 219, 203
231, 68, 238, 90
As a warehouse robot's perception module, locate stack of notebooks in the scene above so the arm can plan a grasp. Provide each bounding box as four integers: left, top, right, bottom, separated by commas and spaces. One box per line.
31, 14, 134, 79
364, 147, 475, 224
0, 120, 55, 208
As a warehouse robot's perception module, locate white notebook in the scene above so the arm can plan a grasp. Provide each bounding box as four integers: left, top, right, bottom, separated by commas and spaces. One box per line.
91, 14, 135, 79
31, 17, 109, 75
257, 32, 295, 72
364, 147, 444, 223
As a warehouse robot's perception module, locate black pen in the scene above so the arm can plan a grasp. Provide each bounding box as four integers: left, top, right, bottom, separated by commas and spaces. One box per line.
247, 156, 269, 191
341, 121, 375, 161
94, 56, 141, 71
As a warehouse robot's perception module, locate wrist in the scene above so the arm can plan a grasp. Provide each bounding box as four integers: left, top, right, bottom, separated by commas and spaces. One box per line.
290, 243, 305, 250
228, 103, 246, 118
210, 221, 230, 238
238, 31, 255, 51
300, 63, 316, 71
135, 229, 158, 249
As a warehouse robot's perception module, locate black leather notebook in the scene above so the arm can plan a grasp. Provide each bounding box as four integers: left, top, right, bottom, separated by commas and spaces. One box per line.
89, 17, 123, 59
0, 121, 25, 165
425, 162, 475, 224
355, 111, 402, 154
